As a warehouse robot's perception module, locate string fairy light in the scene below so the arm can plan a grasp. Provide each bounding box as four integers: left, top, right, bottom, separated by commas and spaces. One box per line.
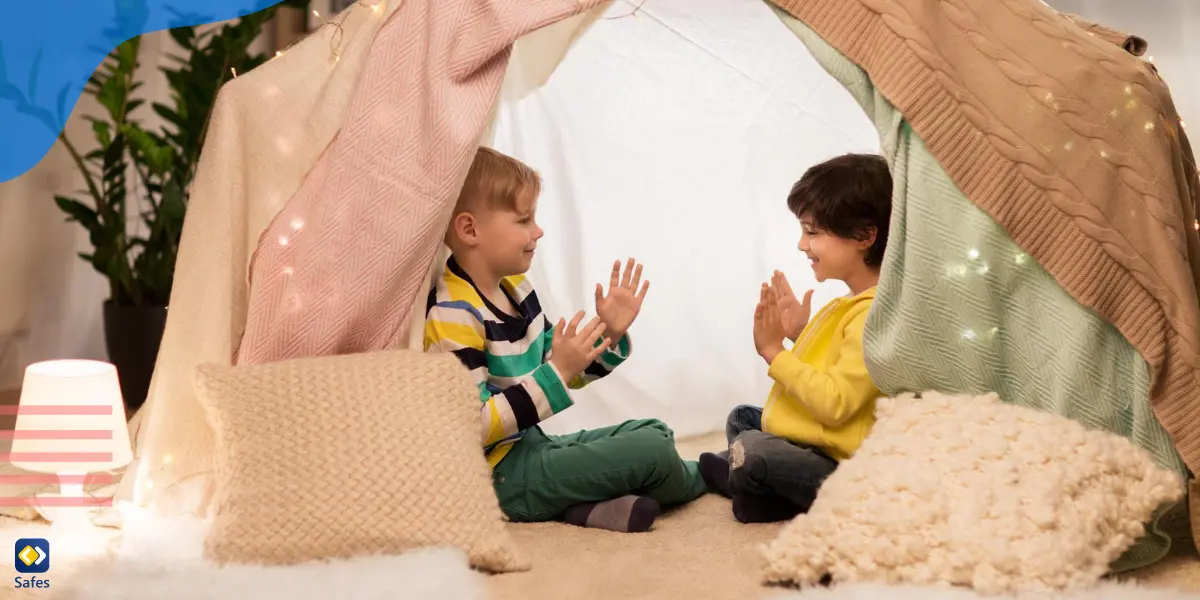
268, 0, 388, 63
605, 0, 647, 20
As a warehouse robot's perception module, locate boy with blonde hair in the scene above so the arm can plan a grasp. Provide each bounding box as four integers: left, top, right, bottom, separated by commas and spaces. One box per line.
425, 146, 707, 533
700, 153, 892, 523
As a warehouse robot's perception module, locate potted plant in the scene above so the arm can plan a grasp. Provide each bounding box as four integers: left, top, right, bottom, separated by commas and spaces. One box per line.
46, 2, 306, 414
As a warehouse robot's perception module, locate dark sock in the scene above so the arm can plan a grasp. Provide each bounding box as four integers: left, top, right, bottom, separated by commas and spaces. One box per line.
731, 492, 803, 523
699, 451, 732, 497
561, 495, 660, 533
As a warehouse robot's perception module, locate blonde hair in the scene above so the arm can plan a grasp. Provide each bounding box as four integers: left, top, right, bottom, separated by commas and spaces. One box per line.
454, 147, 542, 214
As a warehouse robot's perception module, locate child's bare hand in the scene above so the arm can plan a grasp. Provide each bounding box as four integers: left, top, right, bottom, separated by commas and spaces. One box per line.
771, 270, 813, 341
595, 258, 650, 344
753, 283, 787, 364
549, 311, 609, 382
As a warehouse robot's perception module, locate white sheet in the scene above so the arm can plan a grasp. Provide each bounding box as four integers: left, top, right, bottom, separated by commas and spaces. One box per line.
488, 0, 879, 437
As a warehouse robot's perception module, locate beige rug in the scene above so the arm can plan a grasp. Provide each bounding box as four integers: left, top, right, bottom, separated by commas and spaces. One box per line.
487, 433, 1200, 600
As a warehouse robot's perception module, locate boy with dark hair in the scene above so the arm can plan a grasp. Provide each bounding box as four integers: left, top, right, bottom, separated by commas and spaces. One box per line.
425, 146, 707, 534
700, 153, 893, 523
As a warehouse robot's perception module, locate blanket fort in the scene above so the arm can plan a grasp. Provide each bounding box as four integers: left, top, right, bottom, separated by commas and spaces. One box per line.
120, 0, 1199, 544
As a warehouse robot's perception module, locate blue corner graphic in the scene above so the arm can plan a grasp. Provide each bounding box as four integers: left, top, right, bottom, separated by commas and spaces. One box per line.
0, 0, 286, 182
14, 538, 50, 574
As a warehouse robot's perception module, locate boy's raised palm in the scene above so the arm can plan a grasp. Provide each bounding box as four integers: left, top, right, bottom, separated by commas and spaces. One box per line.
772, 270, 813, 341
595, 258, 650, 342
550, 311, 609, 382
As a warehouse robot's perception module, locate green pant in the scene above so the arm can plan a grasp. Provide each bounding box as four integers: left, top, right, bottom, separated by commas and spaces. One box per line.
491, 418, 708, 522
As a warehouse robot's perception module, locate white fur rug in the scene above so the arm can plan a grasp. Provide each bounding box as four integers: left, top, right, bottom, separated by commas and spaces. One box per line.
5, 514, 1196, 600
47, 516, 485, 600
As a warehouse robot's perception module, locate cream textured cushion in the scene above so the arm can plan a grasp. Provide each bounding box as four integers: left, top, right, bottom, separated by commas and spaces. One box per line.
762, 391, 1184, 595
193, 349, 528, 573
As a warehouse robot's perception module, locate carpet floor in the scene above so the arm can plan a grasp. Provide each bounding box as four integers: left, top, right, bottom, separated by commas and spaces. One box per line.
3, 433, 1198, 600
487, 433, 1200, 600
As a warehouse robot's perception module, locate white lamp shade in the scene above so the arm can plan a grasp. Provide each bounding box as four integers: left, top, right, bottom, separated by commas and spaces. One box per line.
10, 360, 134, 474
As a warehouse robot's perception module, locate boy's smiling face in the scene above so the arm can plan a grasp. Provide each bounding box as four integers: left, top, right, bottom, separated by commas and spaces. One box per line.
474, 191, 543, 277
797, 216, 874, 284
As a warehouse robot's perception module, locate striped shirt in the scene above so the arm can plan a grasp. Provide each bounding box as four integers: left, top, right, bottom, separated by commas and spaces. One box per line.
424, 257, 631, 467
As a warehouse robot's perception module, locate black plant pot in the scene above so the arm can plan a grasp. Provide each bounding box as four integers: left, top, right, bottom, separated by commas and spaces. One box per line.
102, 301, 168, 417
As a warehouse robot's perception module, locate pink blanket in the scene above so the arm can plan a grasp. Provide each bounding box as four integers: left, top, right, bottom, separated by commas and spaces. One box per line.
236, 0, 604, 364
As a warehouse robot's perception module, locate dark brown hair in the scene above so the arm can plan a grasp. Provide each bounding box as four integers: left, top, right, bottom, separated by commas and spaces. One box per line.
454, 146, 542, 214
786, 153, 893, 268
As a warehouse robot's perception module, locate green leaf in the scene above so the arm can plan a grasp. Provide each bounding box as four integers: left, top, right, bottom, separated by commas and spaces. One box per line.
91, 120, 112, 150
152, 103, 182, 128
117, 38, 139, 70
168, 26, 195, 50
54, 196, 101, 230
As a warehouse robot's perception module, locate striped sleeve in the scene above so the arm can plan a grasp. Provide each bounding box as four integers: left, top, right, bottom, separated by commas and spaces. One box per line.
425, 301, 574, 447
540, 318, 633, 390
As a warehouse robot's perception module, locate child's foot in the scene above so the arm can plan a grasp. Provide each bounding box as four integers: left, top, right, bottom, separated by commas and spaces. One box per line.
731, 492, 802, 523
562, 495, 661, 533
698, 451, 732, 497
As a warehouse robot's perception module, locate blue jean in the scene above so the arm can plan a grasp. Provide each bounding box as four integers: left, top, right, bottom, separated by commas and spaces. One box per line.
724, 405, 838, 516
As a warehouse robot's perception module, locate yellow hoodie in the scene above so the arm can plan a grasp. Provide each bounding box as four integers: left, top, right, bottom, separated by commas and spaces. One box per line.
761, 287, 879, 461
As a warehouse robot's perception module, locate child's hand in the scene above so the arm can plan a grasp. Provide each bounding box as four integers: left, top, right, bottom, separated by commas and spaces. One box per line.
771, 270, 813, 342
753, 283, 787, 365
549, 311, 610, 382
595, 258, 649, 345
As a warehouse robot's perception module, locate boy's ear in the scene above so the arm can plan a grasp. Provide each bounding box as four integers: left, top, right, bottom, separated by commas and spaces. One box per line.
858, 226, 878, 249
451, 211, 479, 246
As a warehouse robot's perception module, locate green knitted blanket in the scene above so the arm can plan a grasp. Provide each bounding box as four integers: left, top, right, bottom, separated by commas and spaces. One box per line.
771, 7, 1186, 572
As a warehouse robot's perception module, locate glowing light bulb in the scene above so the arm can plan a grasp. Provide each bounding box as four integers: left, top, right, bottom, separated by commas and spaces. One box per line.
967, 248, 980, 260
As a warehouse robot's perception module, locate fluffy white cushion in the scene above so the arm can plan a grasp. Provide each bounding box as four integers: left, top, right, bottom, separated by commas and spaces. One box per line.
762, 391, 1185, 596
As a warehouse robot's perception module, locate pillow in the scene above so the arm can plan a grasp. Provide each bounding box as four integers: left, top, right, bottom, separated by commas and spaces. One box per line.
761, 391, 1184, 595
193, 349, 528, 573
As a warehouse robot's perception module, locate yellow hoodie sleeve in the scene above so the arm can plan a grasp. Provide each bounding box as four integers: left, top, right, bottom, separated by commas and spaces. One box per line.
766, 310, 878, 428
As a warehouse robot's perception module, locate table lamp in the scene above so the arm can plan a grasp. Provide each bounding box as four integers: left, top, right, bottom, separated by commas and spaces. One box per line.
9, 360, 134, 525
